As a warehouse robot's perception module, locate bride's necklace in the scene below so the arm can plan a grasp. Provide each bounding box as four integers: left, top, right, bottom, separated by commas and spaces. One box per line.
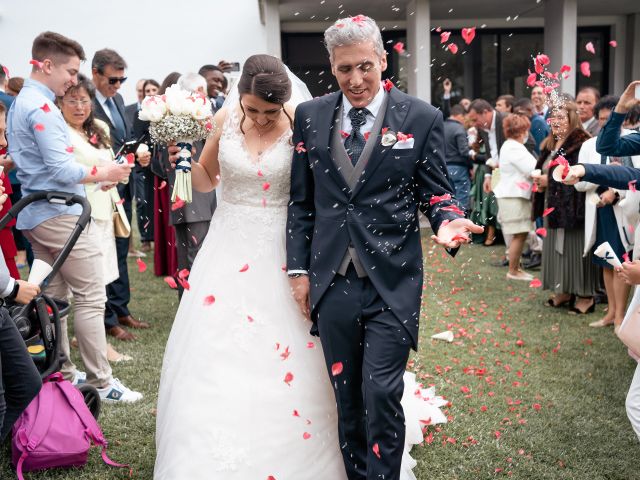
250, 114, 283, 156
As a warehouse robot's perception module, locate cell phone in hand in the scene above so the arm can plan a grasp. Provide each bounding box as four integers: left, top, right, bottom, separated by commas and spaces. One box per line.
229, 62, 240, 72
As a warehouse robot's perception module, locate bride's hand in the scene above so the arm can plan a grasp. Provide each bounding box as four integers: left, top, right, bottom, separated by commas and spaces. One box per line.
289, 275, 311, 321
167, 142, 197, 168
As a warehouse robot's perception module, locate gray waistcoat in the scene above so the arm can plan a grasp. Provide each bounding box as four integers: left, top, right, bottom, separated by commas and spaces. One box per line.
331, 94, 389, 277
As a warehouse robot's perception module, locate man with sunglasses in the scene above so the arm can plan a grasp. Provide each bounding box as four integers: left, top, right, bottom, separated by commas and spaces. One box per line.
91, 49, 151, 342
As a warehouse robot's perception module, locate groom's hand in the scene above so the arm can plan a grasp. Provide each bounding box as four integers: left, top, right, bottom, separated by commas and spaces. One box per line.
289, 275, 311, 321
431, 218, 484, 249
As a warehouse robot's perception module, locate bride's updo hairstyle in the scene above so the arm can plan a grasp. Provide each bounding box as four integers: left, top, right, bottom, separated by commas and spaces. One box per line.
237, 54, 293, 134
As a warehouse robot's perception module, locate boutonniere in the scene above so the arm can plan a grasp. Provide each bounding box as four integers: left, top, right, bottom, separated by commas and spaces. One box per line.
380, 128, 413, 147
383, 79, 394, 92
380, 128, 397, 146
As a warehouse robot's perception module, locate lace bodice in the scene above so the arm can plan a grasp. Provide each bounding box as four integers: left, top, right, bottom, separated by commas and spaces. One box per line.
217, 107, 293, 208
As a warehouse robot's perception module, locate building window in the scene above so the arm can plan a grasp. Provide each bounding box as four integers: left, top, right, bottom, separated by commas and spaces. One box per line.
282, 26, 610, 104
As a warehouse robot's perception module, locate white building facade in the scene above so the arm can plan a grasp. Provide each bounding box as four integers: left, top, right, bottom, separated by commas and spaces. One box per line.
0, 0, 638, 104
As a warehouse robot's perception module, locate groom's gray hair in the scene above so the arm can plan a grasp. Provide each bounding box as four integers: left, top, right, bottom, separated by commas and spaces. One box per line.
324, 15, 385, 64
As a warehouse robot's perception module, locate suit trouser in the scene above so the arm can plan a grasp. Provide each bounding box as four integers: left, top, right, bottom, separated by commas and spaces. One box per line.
25, 216, 112, 388
315, 265, 412, 480
106, 180, 133, 322
626, 363, 640, 441
174, 221, 210, 298
0, 308, 41, 440
134, 167, 154, 242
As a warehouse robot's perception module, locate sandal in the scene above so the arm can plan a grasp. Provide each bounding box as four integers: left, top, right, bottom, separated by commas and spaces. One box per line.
545, 295, 574, 308
588, 318, 614, 328
568, 298, 596, 315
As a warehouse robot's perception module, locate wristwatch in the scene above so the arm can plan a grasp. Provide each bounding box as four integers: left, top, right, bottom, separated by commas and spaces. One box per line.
287, 273, 307, 279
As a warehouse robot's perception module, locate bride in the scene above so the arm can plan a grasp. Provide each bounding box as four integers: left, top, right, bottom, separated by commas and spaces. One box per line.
154, 54, 446, 479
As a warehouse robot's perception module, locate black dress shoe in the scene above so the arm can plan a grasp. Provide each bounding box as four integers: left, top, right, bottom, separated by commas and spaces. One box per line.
523, 253, 541, 270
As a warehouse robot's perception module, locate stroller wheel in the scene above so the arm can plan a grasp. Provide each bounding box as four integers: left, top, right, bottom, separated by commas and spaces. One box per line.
77, 384, 101, 420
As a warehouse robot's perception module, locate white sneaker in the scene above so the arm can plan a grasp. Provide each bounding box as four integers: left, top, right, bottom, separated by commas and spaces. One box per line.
98, 378, 143, 404
506, 271, 534, 281
71, 370, 87, 386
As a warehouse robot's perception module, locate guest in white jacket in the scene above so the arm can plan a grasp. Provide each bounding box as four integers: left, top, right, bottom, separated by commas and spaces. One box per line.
575, 95, 640, 329
494, 113, 537, 281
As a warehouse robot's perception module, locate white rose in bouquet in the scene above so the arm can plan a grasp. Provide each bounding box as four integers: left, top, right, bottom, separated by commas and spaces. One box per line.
191, 94, 213, 121
138, 96, 167, 122
164, 84, 193, 116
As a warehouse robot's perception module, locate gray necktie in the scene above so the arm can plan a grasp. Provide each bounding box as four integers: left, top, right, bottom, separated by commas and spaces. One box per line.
344, 108, 370, 166
106, 97, 126, 141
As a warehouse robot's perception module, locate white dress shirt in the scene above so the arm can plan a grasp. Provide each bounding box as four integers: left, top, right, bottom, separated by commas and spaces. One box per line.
340, 85, 385, 143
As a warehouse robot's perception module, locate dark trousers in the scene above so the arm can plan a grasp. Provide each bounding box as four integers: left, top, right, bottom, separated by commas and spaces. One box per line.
315, 265, 412, 480
0, 308, 41, 441
134, 167, 154, 242
105, 180, 133, 328
174, 221, 210, 298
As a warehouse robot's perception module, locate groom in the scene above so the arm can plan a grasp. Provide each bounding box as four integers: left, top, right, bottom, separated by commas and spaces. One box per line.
287, 15, 482, 480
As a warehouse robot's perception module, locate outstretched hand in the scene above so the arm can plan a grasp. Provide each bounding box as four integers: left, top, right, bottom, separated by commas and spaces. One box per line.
431, 218, 484, 249
560, 164, 586, 185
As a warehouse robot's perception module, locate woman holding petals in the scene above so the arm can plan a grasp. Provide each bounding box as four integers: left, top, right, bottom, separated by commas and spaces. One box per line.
531, 101, 596, 313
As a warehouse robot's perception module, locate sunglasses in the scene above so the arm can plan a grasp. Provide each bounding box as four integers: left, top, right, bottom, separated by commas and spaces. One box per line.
107, 76, 127, 85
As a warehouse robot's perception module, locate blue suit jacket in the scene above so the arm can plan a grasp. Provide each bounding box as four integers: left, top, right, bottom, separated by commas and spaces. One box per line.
287, 86, 463, 348
596, 112, 640, 157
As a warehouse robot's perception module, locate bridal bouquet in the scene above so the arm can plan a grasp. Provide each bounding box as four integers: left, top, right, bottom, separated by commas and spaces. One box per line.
139, 84, 214, 203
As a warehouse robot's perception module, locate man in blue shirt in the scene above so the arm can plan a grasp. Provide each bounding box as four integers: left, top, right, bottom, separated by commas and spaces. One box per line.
7, 31, 141, 403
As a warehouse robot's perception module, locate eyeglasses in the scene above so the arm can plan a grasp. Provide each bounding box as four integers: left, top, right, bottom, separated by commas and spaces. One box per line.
107, 76, 127, 85
64, 99, 92, 107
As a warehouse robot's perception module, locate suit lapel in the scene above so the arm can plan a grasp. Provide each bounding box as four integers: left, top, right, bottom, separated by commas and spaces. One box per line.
350, 87, 410, 200
316, 92, 351, 194
93, 99, 115, 132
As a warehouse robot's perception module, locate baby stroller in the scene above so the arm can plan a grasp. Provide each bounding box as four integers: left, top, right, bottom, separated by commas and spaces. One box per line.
0, 191, 101, 419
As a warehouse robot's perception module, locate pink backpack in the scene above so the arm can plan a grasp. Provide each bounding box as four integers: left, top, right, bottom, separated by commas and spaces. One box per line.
11, 373, 128, 480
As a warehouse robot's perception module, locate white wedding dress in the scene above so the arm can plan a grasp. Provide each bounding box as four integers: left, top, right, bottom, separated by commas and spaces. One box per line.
154, 107, 447, 480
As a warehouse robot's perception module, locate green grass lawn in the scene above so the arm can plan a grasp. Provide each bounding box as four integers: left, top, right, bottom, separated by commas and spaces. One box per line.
1, 236, 638, 479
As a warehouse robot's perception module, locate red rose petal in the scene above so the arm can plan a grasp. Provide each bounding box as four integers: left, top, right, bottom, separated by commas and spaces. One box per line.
89, 134, 98, 145
171, 197, 185, 211
440, 31, 451, 43
90, 166, 98, 176
542, 207, 555, 217
125, 153, 135, 164
372, 443, 381, 458
303, 432, 311, 440
535, 227, 547, 237
164, 276, 178, 289
34, 123, 45, 132
203, 295, 216, 306
331, 362, 344, 376
239, 264, 249, 272
430, 193, 452, 206
262, 182, 270, 191
136, 258, 147, 273
447, 43, 459, 54
393, 42, 405, 54
529, 278, 542, 288
65, 146, 74, 153
461, 27, 476, 45
284, 372, 294, 385
158, 180, 167, 190
178, 268, 190, 279
40, 103, 51, 113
